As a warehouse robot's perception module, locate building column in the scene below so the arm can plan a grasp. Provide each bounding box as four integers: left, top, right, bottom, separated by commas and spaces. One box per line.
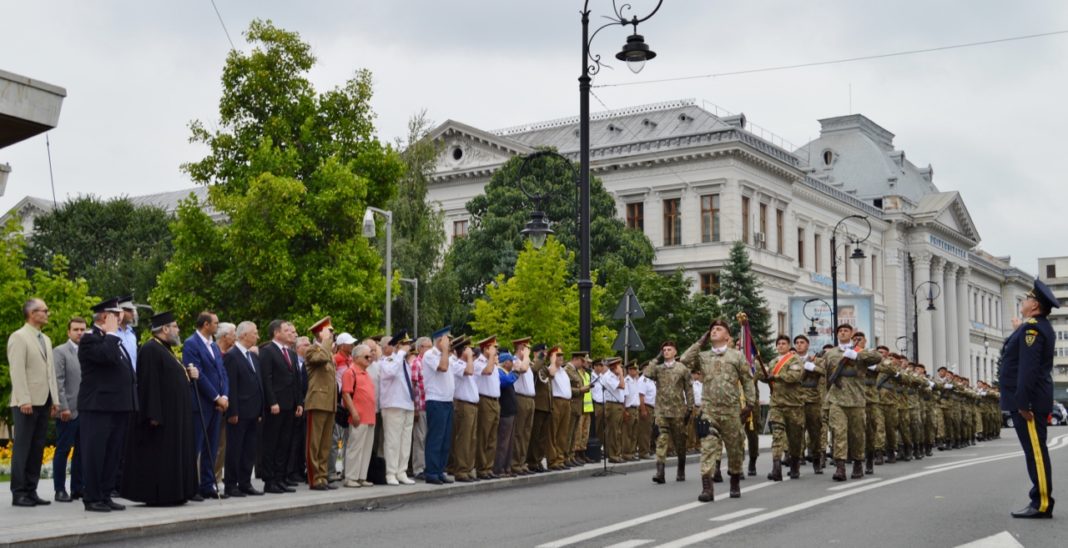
931, 257, 947, 369
944, 263, 959, 371
914, 253, 934, 367
957, 268, 971, 380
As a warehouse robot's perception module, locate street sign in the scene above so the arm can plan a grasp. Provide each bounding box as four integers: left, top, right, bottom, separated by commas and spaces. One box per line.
612, 322, 644, 352
612, 286, 645, 354
613, 286, 645, 320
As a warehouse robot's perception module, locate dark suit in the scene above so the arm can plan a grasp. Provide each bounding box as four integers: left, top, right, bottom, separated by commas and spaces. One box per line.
223, 345, 263, 490
77, 325, 137, 505
258, 342, 303, 485
999, 316, 1056, 514
183, 334, 229, 494
287, 357, 310, 482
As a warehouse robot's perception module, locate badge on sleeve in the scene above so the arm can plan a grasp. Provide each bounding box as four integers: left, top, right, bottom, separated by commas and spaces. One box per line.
1025, 329, 1038, 347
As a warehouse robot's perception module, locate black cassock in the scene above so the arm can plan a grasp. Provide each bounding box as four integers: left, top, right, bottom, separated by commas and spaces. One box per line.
120, 338, 198, 505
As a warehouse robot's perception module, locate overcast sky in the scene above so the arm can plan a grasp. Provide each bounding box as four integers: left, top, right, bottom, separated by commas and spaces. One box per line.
2, 1, 1066, 274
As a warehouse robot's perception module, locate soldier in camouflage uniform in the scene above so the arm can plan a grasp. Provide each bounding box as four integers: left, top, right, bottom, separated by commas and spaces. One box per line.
681, 319, 755, 502
642, 340, 693, 484
854, 333, 889, 475
794, 335, 825, 475
820, 324, 882, 482
756, 335, 809, 481
877, 352, 906, 463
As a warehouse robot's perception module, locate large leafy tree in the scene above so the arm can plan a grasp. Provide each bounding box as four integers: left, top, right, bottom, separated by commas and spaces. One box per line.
153, 20, 403, 334
719, 241, 774, 359
25, 196, 172, 302
444, 152, 654, 324
470, 238, 614, 357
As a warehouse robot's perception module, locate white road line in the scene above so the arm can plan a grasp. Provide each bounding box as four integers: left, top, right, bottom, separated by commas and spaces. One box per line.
603, 540, 655, 548
827, 477, 882, 491
536, 482, 776, 548
954, 531, 1024, 548
654, 433, 1068, 548
709, 508, 764, 522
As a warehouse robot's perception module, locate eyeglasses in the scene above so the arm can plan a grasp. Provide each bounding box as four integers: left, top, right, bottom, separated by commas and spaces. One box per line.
33, 308, 49, 313
355, 354, 370, 360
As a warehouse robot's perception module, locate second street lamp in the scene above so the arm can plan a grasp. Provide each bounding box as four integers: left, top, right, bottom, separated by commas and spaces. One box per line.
363, 206, 393, 335
912, 280, 940, 364
803, 298, 832, 339
830, 214, 871, 331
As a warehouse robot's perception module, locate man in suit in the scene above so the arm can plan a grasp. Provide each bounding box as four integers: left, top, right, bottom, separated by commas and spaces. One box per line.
53, 316, 87, 502
78, 297, 137, 512
303, 317, 337, 490
7, 298, 61, 507
287, 336, 311, 483
259, 320, 304, 493
223, 321, 264, 497
182, 311, 229, 499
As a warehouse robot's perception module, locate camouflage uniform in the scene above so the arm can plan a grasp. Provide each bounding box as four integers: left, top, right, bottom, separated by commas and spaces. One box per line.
681, 343, 755, 477
798, 356, 825, 470
876, 365, 900, 461
822, 345, 882, 464
642, 359, 692, 464
756, 352, 805, 466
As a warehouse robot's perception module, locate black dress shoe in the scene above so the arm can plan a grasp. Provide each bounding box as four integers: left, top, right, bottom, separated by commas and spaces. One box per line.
283, 479, 299, 487
425, 476, 443, 485
104, 499, 126, 511
84, 501, 112, 512
55, 491, 72, 503
109, 490, 121, 499
189, 493, 205, 502
225, 488, 247, 498
1012, 505, 1053, 519
30, 493, 51, 505
71, 491, 84, 500
239, 486, 264, 496
12, 496, 36, 507
280, 484, 296, 493
264, 483, 286, 494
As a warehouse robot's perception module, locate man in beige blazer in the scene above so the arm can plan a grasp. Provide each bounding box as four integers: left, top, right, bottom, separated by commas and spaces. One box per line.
7, 298, 61, 507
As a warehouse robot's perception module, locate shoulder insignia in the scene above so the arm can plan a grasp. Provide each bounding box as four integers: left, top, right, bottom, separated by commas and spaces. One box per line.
1027, 318, 1038, 324
1025, 330, 1037, 347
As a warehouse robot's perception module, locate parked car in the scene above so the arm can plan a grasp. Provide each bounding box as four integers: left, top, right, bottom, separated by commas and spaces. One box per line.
1051, 402, 1067, 426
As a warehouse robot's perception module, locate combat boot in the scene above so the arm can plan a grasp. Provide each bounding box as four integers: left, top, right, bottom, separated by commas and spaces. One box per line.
712, 460, 723, 483
914, 444, 923, 460
729, 474, 741, 498
767, 458, 782, 481
925, 443, 933, 457
676, 456, 686, 482
814, 457, 823, 475
874, 450, 884, 466
865, 452, 874, 475
652, 462, 665, 484
747, 456, 757, 477
886, 449, 897, 464
788, 458, 801, 479
851, 460, 864, 479
900, 444, 913, 462
832, 460, 847, 482
698, 475, 714, 502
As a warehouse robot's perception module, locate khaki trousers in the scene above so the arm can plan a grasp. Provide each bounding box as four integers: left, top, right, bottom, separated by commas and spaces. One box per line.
550, 398, 571, 467
476, 398, 500, 475
306, 410, 334, 486
512, 396, 535, 472
449, 401, 478, 479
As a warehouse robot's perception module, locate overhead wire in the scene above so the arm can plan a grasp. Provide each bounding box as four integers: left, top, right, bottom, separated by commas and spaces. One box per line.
209, 0, 236, 51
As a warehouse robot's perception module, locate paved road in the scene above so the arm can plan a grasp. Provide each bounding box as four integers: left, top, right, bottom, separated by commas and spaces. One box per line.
101, 428, 1068, 548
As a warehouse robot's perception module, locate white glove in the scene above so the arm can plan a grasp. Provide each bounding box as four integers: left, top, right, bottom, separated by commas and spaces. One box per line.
894, 372, 901, 378
843, 349, 858, 360
927, 381, 935, 389
946, 383, 954, 389
804, 361, 816, 372
867, 364, 877, 371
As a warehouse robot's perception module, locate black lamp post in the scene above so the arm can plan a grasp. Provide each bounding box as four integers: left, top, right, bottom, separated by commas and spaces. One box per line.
802, 298, 832, 338
896, 335, 910, 355
519, 1, 663, 352
911, 280, 940, 363
830, 214, 871, 333
517, 150, 571, 250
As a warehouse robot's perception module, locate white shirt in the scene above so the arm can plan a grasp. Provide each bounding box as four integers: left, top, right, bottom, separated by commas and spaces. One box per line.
601, 370, 625, 403
551, 367, 572, 399
624, 376, 640, 407
474, 355, 501, 398
452, 355, 479, 404
514, 367, 535, 397
378, 349, 414, 411
639, 375, 657, 406
422, 347, 464, 402
692, 380, 703, 407
590, 373, 605, 403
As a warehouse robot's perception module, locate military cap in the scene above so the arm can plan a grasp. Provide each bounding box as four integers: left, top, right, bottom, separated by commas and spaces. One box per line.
1028, 278, 1061, 310
511, 336, 532, 347
571, 350, 589, 359
431, 326, 451, 340
477, 335, 498, 349
117, 295, 136, 311
605, 356, 622, 366
835, 323, 854, 333
149, 311, 175, 330
546, 345, 562, 357
91, 297, 123, 314
660, 340, 677, 350
531, 343, 547, 353
391, 328, 412, 345
451, 335, 470, 351
309, 316, 332, 335
626, 360, 639, 370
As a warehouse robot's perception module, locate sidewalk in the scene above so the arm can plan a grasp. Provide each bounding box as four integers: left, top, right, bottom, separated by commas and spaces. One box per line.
0, 435, 772, 547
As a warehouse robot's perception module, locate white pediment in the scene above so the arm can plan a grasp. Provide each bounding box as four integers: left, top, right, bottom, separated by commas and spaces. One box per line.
910, 190, 980, 245
428, 120, 534, 177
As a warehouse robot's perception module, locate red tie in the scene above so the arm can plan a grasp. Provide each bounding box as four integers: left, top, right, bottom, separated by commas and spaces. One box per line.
281, 346, 293, 371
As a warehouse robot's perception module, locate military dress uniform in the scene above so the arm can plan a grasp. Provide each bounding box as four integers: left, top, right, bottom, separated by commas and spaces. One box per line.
681, 340, 755, 501
642, 350, 692, 484
756, 350, 806, 480
822, 342, 882, 481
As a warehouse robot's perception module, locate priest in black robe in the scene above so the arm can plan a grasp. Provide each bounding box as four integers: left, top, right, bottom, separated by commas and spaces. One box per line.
120, 311, 199, 505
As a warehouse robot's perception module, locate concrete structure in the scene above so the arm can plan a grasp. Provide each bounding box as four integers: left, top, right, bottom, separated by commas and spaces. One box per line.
0, 68, 67, 197
424, 98, 1032, 383
1038, 256, 1068, 400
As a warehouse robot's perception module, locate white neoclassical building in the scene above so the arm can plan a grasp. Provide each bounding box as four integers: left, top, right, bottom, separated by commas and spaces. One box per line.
425, 99, 1032, 383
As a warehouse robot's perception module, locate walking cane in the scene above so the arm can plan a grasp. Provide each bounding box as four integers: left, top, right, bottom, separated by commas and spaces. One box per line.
190, 367, 222, 499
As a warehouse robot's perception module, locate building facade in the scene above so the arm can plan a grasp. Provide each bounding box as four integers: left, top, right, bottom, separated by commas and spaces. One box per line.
425, 99, 1032, 384
1038, 256, 1068, 400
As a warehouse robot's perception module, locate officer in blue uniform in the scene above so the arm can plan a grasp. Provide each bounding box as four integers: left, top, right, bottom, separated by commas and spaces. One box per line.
998, 279, 1058, 519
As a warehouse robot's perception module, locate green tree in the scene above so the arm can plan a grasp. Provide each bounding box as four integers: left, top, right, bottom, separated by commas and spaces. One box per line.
470, 238, 614, 357
24, 196, 173, 302
154, 20, 403, 335
601, 261, 721, 362
719, 241, 774, 359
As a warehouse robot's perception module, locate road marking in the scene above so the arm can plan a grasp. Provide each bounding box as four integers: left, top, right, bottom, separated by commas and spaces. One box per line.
604, 540, 654, 548
653, 433, 1068, 548
536, 482, 776, 548
709, 508, 764, 522
954, 531, 1024, 548
827, 477, 882, 491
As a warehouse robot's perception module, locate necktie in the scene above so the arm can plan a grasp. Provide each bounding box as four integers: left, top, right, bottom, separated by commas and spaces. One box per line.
36, 332, 47, 357
401, 358, 415, 401
281, 346, 293, 371
244, 351, 256, 373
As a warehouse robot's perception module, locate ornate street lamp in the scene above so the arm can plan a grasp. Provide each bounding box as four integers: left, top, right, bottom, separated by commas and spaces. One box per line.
803, 298, 832, 338
911, 280, 941, 363
830, 214, 871, 331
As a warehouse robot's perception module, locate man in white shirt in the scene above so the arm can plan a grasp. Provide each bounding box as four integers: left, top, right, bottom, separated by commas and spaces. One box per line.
547, 347, 571, 470
600, 358, 626, 463
623, 362, 641, 460
509, 338, 535, 475
379, 330, 416, 485
421, 328, 465, 485
448, 336, 478, 481
473, 336, 501, 479
637, 371, 657, 460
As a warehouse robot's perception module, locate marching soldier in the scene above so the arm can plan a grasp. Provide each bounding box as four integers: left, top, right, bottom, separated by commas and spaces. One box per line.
854, 333, 888, 475
756, 335, 807, 481
642, 341, 692, 484
822, 323, 882, 482
793, 335, 825, 475
682, 319, 755, 502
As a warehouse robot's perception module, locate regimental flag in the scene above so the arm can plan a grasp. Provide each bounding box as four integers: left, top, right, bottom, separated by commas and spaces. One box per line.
740, 319, 758, 376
